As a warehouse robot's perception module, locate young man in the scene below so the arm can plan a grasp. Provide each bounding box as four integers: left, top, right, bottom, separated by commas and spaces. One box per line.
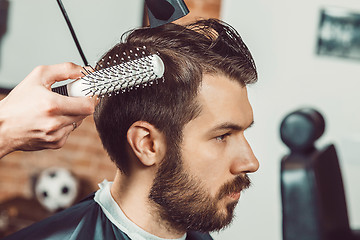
4, 19, 259, 240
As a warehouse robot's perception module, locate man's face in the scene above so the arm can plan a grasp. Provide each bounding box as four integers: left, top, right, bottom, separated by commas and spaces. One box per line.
149, 74, 259, 232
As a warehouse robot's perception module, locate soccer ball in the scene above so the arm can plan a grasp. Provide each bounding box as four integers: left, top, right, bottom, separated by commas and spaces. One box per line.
35, 167, 79, 212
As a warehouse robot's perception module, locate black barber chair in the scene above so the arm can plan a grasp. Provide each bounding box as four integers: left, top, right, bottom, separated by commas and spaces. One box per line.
280, 108, 360, 240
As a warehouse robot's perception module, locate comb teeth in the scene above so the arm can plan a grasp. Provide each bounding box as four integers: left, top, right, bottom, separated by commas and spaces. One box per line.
95, 46, 149, 70
62, 47, 165, 98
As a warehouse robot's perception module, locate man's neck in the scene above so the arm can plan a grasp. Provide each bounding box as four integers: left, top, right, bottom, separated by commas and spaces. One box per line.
110, 170, 185, 239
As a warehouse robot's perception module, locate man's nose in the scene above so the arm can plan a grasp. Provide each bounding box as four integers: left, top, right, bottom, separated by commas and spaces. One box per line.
230, 137, 259, 175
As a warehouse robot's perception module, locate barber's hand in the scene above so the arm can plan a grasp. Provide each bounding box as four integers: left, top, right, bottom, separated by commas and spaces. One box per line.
0, 62, 97, 158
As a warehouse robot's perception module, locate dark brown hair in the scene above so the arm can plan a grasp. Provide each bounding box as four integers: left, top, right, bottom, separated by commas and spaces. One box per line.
93, 19, 257, 174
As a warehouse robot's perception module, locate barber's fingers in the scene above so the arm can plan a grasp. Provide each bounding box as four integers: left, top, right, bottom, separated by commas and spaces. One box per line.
45, 115, 86, 135
70, 120, 83, 131
43, 120, 83, 149
25, 63, 97, 116
51, 94, 97, 116
28, 62, 84, 88
44, 124, 73, 150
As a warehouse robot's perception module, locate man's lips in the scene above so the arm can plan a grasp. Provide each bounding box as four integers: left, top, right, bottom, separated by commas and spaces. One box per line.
217, 175, 251, 200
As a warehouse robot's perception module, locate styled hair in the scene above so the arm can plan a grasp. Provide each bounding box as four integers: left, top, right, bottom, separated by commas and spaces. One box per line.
93, 19, 257, 174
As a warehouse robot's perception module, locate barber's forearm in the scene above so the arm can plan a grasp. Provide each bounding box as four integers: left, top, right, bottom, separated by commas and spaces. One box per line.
0, 104, 15, 158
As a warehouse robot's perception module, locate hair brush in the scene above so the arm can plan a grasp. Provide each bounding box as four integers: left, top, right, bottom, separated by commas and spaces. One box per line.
52, 49, 165, 97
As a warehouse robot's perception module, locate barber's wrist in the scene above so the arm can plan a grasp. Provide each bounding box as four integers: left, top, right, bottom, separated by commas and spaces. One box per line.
0, 99, 14, 159
0, 126, 13, 159
0, 145, 11, 159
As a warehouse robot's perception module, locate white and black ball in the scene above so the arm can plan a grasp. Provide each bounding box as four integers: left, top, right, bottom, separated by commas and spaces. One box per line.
35, 167, 79, 212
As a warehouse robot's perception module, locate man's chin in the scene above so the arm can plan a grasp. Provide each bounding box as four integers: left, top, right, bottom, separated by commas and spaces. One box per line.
200, 201, 238, 232
218, 196, 239, 215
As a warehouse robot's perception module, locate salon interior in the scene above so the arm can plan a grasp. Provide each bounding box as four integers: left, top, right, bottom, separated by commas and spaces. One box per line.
0, 0, 359, 239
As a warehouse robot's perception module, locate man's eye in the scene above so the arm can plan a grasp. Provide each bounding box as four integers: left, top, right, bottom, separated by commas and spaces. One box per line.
215, 133, 230, 142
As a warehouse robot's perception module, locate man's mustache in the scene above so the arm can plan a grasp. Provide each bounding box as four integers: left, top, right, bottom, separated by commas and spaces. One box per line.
216, 174, 251, 200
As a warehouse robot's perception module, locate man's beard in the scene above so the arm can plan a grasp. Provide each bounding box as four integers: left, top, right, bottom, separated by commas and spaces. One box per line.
148, 142, 251, 233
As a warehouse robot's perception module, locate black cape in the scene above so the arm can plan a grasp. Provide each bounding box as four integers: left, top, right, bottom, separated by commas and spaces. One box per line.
3, 193, 213, 240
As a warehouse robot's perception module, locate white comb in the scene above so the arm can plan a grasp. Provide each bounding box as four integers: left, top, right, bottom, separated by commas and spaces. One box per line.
52, 53, 165, 97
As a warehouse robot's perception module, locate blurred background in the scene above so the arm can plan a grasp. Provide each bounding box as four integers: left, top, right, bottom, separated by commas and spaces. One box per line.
0, 0, 359, 239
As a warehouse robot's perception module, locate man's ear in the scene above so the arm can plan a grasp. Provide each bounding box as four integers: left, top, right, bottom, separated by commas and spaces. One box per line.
127, 121, 166, 167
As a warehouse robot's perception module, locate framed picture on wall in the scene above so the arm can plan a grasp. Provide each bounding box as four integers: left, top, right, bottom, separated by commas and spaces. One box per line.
317, 7, 360, 60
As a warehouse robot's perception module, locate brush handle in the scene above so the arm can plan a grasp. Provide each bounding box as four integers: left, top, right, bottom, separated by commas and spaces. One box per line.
52, 85, 69, 96
52, 79, 87, 97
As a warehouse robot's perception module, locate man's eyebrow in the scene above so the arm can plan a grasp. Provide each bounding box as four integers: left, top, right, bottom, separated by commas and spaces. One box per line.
210, 120, 254, 132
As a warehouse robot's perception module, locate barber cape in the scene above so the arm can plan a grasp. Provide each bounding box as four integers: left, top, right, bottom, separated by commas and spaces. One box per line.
4, 180, 213, 240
